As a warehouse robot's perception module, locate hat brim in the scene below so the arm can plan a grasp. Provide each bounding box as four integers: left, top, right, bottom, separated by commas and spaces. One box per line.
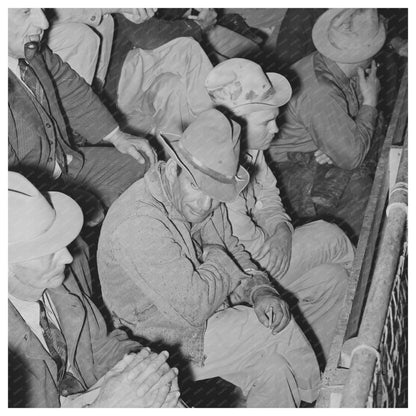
233, 72, 292, 116
312, 9, 386, 63
9, 192, 84, 263
159, 132, 249, 203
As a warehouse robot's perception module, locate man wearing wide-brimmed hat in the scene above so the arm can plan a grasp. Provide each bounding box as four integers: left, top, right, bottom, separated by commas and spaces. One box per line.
98, 109, 320, 407
268, 8, 385, 242
206, 58, 355, 368
8, 172, 181, 408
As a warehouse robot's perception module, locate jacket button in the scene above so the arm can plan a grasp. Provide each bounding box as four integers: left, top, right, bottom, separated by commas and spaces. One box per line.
48, 157, 53, 162
45, 123, 51, 128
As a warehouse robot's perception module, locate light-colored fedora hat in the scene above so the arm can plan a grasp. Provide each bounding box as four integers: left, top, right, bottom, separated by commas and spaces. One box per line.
312, 9, 386, 64
205, 58, 292, 116
9, 172, 83, 263
159, 109, 249, 203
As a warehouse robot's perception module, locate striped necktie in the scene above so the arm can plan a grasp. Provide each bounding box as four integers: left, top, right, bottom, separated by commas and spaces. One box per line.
18, 59, 47, 108
38, 299, 67, 382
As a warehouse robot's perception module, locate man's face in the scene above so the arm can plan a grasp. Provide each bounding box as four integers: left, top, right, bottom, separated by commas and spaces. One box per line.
9, 247, 73, 299
243, 108, 280, 150
8, 8, 49, 59
168, 162, 220, 224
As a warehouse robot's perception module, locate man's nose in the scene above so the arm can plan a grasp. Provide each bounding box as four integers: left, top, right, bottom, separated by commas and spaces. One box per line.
270, 121, 279, 134
56, 248, 73, 265
33, 8, 49, 30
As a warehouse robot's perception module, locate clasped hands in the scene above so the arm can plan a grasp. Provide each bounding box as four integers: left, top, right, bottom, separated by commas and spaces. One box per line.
91, 348, 180, 408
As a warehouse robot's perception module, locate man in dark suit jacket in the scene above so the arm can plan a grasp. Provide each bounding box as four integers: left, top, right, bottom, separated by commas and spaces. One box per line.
8, 171, 181, 408
8, 8, 157, 218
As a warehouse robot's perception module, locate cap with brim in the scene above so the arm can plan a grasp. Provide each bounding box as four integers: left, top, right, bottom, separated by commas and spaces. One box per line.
312, 9, 386, 64
232, 72, 292, 115
9, 191, 83, 263
160, 132, 249, 203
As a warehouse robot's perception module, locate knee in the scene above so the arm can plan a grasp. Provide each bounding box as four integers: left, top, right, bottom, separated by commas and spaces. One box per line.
319, 264, 349, 298
313, 220, 355, 259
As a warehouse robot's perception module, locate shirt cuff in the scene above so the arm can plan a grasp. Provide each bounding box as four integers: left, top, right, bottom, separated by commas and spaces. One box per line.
250, 284, 280, 305
102, 126, 120, 143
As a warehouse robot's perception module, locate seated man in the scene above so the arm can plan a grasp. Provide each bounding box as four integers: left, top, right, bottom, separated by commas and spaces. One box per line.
205, 58, 355, 366
268, 8, 385, 241
8, 172, 180, 408
97, 109, 320, 408
8, 8, 156, 221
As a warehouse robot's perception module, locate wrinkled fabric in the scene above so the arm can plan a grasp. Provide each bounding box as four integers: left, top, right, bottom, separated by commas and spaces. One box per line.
191, 306, 320, 407
117, 37, 213, 137
269, 52, 378, 170
98, 162, 273, 364
225, 148, 355, 365
227, 150, 293, 260
8, 47, 146, 210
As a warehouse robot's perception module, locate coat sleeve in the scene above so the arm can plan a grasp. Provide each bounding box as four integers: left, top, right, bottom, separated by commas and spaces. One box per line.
226, 151, 293, 260
215, 205, 274, 305
307, 86, 378, 170
43, 47, 118, 144
82, 288, 141, 380
112, 215, 245, 327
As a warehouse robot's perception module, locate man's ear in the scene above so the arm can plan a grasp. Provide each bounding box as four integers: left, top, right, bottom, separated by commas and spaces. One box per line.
165, 158, 178, 184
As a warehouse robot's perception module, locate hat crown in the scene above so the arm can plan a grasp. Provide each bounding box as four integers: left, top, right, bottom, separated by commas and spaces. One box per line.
313, 8, 386, 63
180, 109, 241, 179
205, 58, 274, 109
9, 172, 56, 246
330, 9, 381, 49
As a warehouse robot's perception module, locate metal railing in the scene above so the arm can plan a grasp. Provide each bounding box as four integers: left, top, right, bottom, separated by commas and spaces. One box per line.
317, 64, 408, 408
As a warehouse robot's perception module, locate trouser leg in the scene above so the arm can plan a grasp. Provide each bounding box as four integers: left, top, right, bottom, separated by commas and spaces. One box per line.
67, 146, 149, 209
190, 306, 320, 407
273, 221, 353, 366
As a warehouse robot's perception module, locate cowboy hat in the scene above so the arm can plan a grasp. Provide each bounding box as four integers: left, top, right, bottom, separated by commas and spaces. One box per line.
159, 109, 249, 203
205, 58, 292, 116
312, 9, 386, 64
9, 172, 83, 263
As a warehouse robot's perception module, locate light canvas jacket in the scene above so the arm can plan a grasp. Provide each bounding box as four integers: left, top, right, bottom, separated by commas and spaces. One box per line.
98, 162, 272, 364
226, 149, 293, 262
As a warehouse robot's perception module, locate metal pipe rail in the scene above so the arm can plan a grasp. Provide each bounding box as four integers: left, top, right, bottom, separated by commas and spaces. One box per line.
340, 134, 407, 407
316, 63, 408, 408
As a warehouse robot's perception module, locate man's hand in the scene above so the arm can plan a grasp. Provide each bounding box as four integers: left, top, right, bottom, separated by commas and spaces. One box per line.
253, 288, 291, 335
256, 223, 292, 279
188, 8, 217, 32
358, 60, 380, 107
105, 130, 157, 165
314, 149, 333, 165
121, 8, 158, 24
91, 349, 179, 408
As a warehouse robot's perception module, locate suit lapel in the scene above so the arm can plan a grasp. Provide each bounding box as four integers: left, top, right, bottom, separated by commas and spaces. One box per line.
8, 301, 58, 382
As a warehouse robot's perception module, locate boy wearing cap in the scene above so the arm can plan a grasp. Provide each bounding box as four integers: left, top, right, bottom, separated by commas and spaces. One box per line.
268, 8, 385, 241
8, 172, 181, 408
205, 58, 355, 366
98, 109, 320, 407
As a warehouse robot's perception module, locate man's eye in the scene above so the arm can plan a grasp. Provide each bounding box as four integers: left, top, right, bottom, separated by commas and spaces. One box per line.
22, 9, 31, 15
